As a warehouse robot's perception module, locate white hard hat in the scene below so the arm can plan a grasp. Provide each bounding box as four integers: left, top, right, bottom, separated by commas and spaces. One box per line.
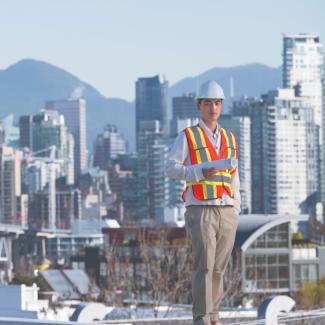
197, 80, 225, 100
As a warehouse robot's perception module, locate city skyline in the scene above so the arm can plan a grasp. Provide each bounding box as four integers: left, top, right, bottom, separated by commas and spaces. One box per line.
1, 2, 325, 321
0, 27, 324, 321
1, 0, 324, 100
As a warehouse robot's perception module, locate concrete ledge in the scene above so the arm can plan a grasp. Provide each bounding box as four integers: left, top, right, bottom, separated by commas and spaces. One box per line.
103, 318, 192, 324
0, 317, 256, 325
103, 317, 256, 324
0, 318, 97, 325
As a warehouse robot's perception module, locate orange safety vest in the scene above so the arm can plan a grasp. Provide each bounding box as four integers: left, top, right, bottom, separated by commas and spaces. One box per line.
182, 125, 238, 201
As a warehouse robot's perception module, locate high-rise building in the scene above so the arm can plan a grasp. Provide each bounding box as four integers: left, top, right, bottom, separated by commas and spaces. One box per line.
232, 97, 267, 213
136, 120, 170, 220
19, 110, 75, 185
283, 34, 323, 204
23, 159, 48, 194
109, 153, 139, 222
135, 75, 168, 148
28, 186, 80, 230
151, 142, 170, 222
219, 115, 251, 213
1, 114, 18, 148
45, 99, 87, 179
93, 124, 127, 170
172, 93, 198, 120
234, 89, 317, 214
19, 115, 34, 149
283, 33, 323, 126
272, 89, 317, 214
322, 80, 325, 208
0, 146, 26, 225
77, 167, 112, 222
137, 120, 161, 219
171, 94, 199, 136
108, 164, 134, 222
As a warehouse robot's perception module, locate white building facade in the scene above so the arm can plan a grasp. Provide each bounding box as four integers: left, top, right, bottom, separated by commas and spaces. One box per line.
45, 99, 87, 179
283, 33, 323, 127
271, 89, 317, 214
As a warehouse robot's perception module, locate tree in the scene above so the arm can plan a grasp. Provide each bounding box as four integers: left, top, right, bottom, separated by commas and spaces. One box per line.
297, 276, 325, 308
103, 227, 193, 318
11, 273, 50, 291
222, 250, 242, 306
137, 230, 192, 317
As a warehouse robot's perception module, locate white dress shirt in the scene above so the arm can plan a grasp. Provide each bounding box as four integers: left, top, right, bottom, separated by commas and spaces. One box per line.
165, 119, 241, 214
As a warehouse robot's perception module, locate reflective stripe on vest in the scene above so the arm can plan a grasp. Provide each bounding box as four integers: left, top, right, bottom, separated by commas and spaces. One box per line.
183, 125, 237, 201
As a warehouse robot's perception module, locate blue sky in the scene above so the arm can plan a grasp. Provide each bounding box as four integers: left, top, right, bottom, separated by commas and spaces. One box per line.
1, 0, 324, 100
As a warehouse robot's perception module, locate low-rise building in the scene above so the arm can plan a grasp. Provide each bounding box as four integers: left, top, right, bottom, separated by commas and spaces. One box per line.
102, 214, 325, 305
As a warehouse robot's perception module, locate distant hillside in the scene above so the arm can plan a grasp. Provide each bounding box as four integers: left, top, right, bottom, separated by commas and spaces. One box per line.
0, 59, 134, 151
0, 60, 282, 152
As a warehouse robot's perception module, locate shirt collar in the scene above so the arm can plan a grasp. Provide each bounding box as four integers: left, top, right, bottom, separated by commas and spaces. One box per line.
199, 118, 219, 138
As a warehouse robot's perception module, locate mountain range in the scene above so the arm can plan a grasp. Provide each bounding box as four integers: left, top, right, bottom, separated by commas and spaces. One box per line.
0, 59, 282, 151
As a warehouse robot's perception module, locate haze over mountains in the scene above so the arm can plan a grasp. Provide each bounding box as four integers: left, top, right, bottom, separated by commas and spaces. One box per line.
0, 59, 282, 151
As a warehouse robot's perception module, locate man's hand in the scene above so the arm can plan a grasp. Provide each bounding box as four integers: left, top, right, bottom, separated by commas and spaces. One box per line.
202, 168, 219, 180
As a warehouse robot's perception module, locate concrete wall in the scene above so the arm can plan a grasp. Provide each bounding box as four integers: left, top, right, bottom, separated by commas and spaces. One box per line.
1, 315, 325, 325
318, 246, 325, 278
0, 317, 251, 325
0, 318, 96, 325
0, 285, 22, 310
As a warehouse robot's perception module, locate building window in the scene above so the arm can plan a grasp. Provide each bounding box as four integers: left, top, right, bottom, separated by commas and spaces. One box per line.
293, 263, 318, 290
251, 223, 289, 248
245, 253, 290, 291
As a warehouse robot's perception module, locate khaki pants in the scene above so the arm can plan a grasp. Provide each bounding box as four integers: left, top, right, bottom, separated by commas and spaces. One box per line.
184, 205, 239, 325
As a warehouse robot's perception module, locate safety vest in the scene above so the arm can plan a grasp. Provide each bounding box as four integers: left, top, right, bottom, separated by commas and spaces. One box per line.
183, 125, 238, 201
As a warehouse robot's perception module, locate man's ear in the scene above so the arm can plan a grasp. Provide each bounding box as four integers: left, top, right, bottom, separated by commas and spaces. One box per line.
196, 102, 201, 111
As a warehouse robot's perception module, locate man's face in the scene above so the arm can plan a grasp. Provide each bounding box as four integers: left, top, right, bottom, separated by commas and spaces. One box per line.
197, 99, 223, 123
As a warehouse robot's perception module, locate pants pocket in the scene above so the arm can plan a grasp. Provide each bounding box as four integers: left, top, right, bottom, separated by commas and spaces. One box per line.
185, 206, 202, 239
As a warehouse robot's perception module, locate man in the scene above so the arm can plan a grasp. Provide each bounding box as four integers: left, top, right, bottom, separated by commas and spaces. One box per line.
165, 80, 240, 325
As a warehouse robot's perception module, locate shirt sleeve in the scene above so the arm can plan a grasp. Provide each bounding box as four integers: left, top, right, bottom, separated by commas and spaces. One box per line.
165, 131, 204, 182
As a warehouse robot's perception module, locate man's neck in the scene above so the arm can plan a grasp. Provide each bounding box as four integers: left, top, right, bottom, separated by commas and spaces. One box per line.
202, 119, 218, 133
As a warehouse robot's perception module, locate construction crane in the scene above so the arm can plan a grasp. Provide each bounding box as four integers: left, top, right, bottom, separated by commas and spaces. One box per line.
23, 145, 63, 230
